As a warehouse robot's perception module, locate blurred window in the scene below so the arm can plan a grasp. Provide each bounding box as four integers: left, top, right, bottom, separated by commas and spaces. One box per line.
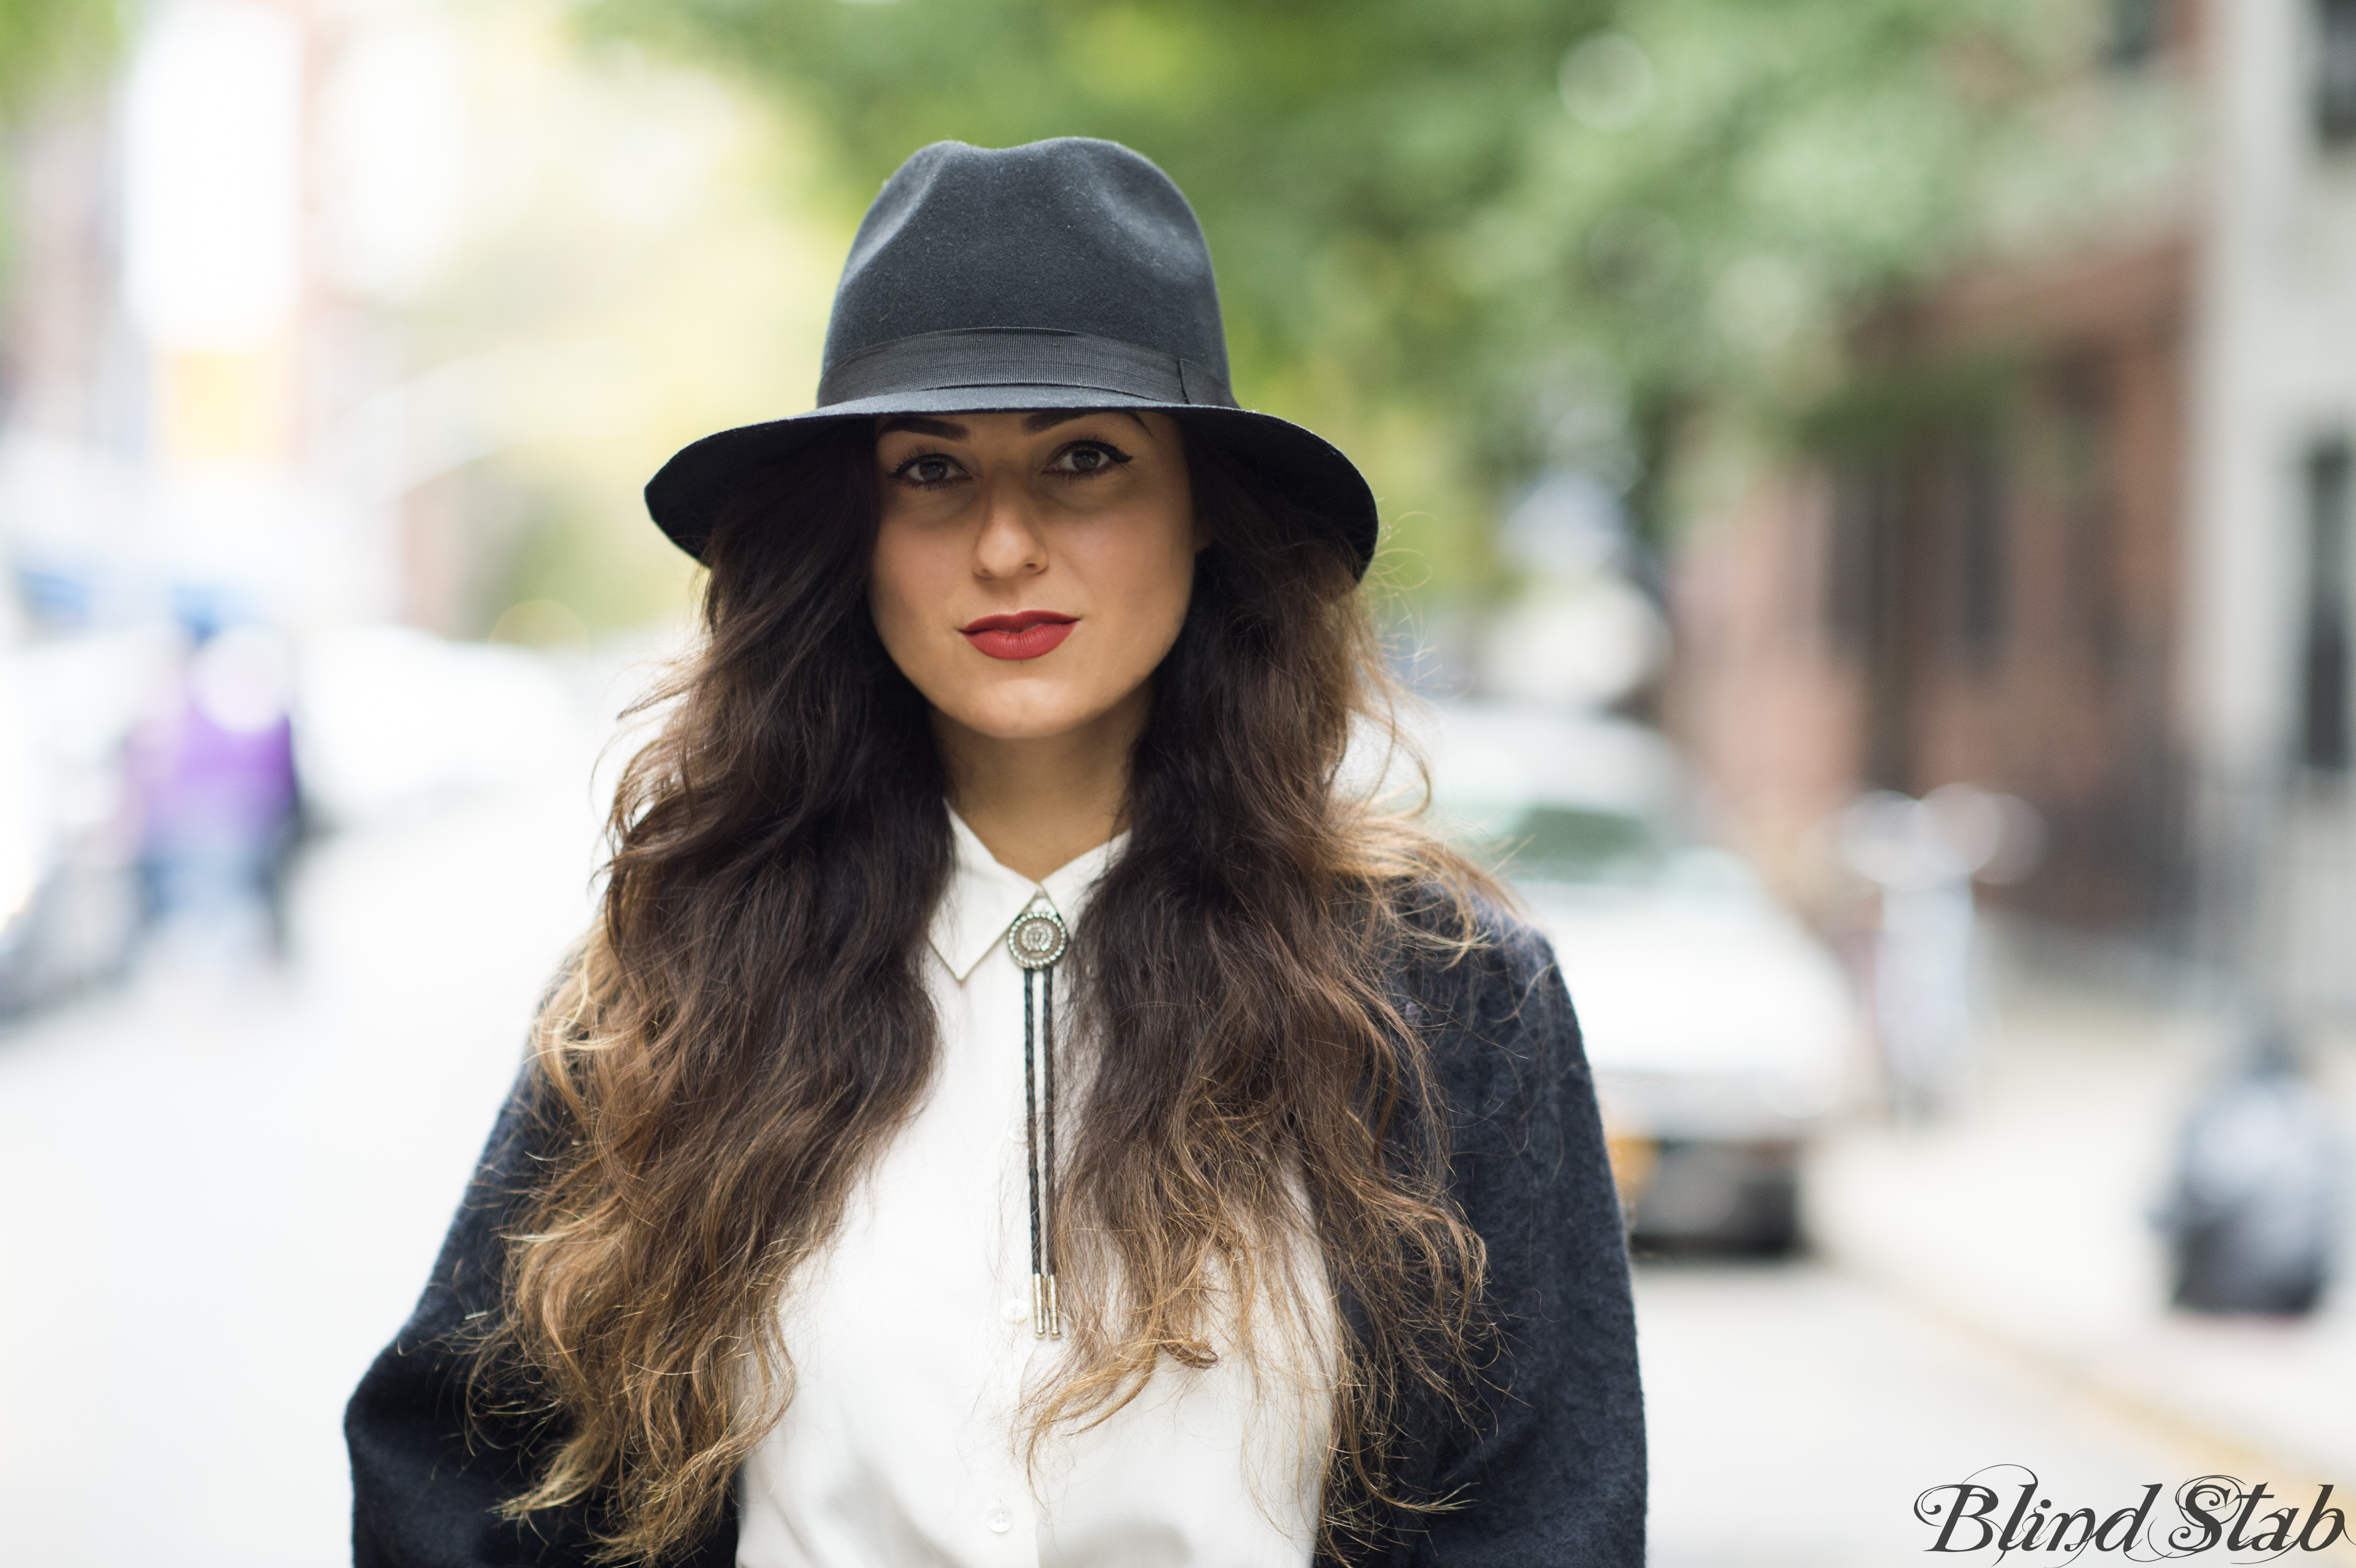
1949, 423, 2009, 669
2107, 0, 2174, 70
2322, 0, 2356, 146
1827, 461, 1895, 656
2051, 362, 2124, 680
2301, 440, 2353, 772
1826, 457, 1920, 787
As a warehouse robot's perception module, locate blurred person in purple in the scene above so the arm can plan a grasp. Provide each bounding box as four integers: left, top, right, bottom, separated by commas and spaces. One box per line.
128, 621, 301, 963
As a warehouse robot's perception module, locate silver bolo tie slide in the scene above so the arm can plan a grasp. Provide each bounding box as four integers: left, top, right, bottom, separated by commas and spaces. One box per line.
1008, 901, 1069, 1339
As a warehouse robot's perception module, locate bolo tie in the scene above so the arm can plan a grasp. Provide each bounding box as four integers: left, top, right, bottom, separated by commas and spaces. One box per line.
1008, 898, 1069, 1339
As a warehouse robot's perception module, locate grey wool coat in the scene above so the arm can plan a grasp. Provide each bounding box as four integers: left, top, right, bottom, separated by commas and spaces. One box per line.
345, 903, 1647, 1566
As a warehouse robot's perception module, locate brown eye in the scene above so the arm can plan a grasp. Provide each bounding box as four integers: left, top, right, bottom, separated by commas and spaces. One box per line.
1051, 440, 1131, 476
893, 453, 963, 487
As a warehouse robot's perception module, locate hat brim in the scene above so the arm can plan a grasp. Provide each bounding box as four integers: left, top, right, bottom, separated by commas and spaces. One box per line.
644, 388, 1378, 577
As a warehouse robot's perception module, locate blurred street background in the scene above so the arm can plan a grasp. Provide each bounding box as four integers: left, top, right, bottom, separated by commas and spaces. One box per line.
6, 0, 2356, 1563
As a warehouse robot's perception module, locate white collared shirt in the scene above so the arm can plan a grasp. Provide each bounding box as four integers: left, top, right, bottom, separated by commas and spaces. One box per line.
735, 810, 1330, 1568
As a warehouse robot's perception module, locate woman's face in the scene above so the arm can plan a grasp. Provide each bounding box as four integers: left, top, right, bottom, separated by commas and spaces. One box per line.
868, 409, 1200, 744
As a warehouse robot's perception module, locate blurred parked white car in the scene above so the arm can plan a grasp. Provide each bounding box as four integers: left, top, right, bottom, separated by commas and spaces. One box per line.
1416, 701, 1861, 1252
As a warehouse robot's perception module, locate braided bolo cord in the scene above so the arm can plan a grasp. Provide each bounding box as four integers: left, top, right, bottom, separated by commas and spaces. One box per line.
1015, 914, 1065, 1339
1024, 964, 1042, 1333
1041, 964, 1058, 1335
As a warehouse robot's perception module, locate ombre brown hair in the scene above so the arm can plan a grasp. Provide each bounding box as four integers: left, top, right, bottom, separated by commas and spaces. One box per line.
473, 417, 1498, 1563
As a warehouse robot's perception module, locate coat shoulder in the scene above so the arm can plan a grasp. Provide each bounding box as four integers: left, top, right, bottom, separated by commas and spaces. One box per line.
1386, 880, 1569, 1035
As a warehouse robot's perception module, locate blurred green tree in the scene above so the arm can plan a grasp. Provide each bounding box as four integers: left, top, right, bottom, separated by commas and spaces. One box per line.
590, 0, 2183, 586
0, 0, 116, 121
0, 0, 120, 288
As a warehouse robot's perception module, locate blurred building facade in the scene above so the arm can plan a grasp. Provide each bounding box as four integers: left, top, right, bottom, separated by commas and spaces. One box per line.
1669, 0, 2356, 1020
0, 0, 820, 1007
0, 0, 426, 635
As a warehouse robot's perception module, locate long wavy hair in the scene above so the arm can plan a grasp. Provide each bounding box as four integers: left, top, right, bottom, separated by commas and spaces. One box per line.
473, 416, 1498, 1563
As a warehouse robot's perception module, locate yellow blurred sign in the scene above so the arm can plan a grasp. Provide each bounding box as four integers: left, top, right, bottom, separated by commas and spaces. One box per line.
156, 345, 294, 467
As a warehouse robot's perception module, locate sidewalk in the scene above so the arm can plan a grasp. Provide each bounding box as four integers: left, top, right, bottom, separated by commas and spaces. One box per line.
1807, 958, 2356, 1490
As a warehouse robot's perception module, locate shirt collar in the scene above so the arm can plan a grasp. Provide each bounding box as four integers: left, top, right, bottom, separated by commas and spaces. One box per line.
927, 807, 1128, 981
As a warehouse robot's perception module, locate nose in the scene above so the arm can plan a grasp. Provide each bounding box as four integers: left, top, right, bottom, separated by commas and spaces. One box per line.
971, 479, 1047, 579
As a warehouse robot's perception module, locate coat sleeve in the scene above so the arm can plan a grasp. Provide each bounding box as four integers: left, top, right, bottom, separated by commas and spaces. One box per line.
1391, 915, 1647, 1566
343, 1067, 738, 1568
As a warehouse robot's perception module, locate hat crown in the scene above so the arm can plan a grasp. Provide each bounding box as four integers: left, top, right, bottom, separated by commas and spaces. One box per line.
822, 139, 1230, 389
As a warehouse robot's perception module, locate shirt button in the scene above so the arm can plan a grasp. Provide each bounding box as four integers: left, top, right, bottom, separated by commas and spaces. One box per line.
1001, 1298, 1027, 1323
986, 1505, 1012, 1534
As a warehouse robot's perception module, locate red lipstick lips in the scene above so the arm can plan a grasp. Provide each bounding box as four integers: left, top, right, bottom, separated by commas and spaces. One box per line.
960, 610, 1077, 661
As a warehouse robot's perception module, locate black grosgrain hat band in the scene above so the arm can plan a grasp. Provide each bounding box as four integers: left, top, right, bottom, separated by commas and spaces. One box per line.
816, 327, 1238, 411
644, 137, 1379, 573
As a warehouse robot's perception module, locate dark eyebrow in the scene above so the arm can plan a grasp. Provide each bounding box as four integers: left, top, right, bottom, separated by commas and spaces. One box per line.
877, 415, 968, 438
1024, 409, 1154, 435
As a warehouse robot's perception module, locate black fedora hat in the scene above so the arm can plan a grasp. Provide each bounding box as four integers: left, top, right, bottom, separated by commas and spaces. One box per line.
644, 137, 1378, 576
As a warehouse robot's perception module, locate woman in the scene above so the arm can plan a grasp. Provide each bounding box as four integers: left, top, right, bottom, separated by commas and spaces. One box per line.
348, 138, 1643, 1568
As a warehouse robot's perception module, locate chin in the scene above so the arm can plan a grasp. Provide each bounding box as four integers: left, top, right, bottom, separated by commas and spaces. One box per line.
944, 687, 1119, 744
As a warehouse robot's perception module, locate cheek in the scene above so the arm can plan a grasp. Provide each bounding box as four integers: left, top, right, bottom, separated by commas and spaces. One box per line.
866, 527, 939, 674
1139, 554, 1196, 649
1097, 509, 1199, 666
1150, 501, 1202, 634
